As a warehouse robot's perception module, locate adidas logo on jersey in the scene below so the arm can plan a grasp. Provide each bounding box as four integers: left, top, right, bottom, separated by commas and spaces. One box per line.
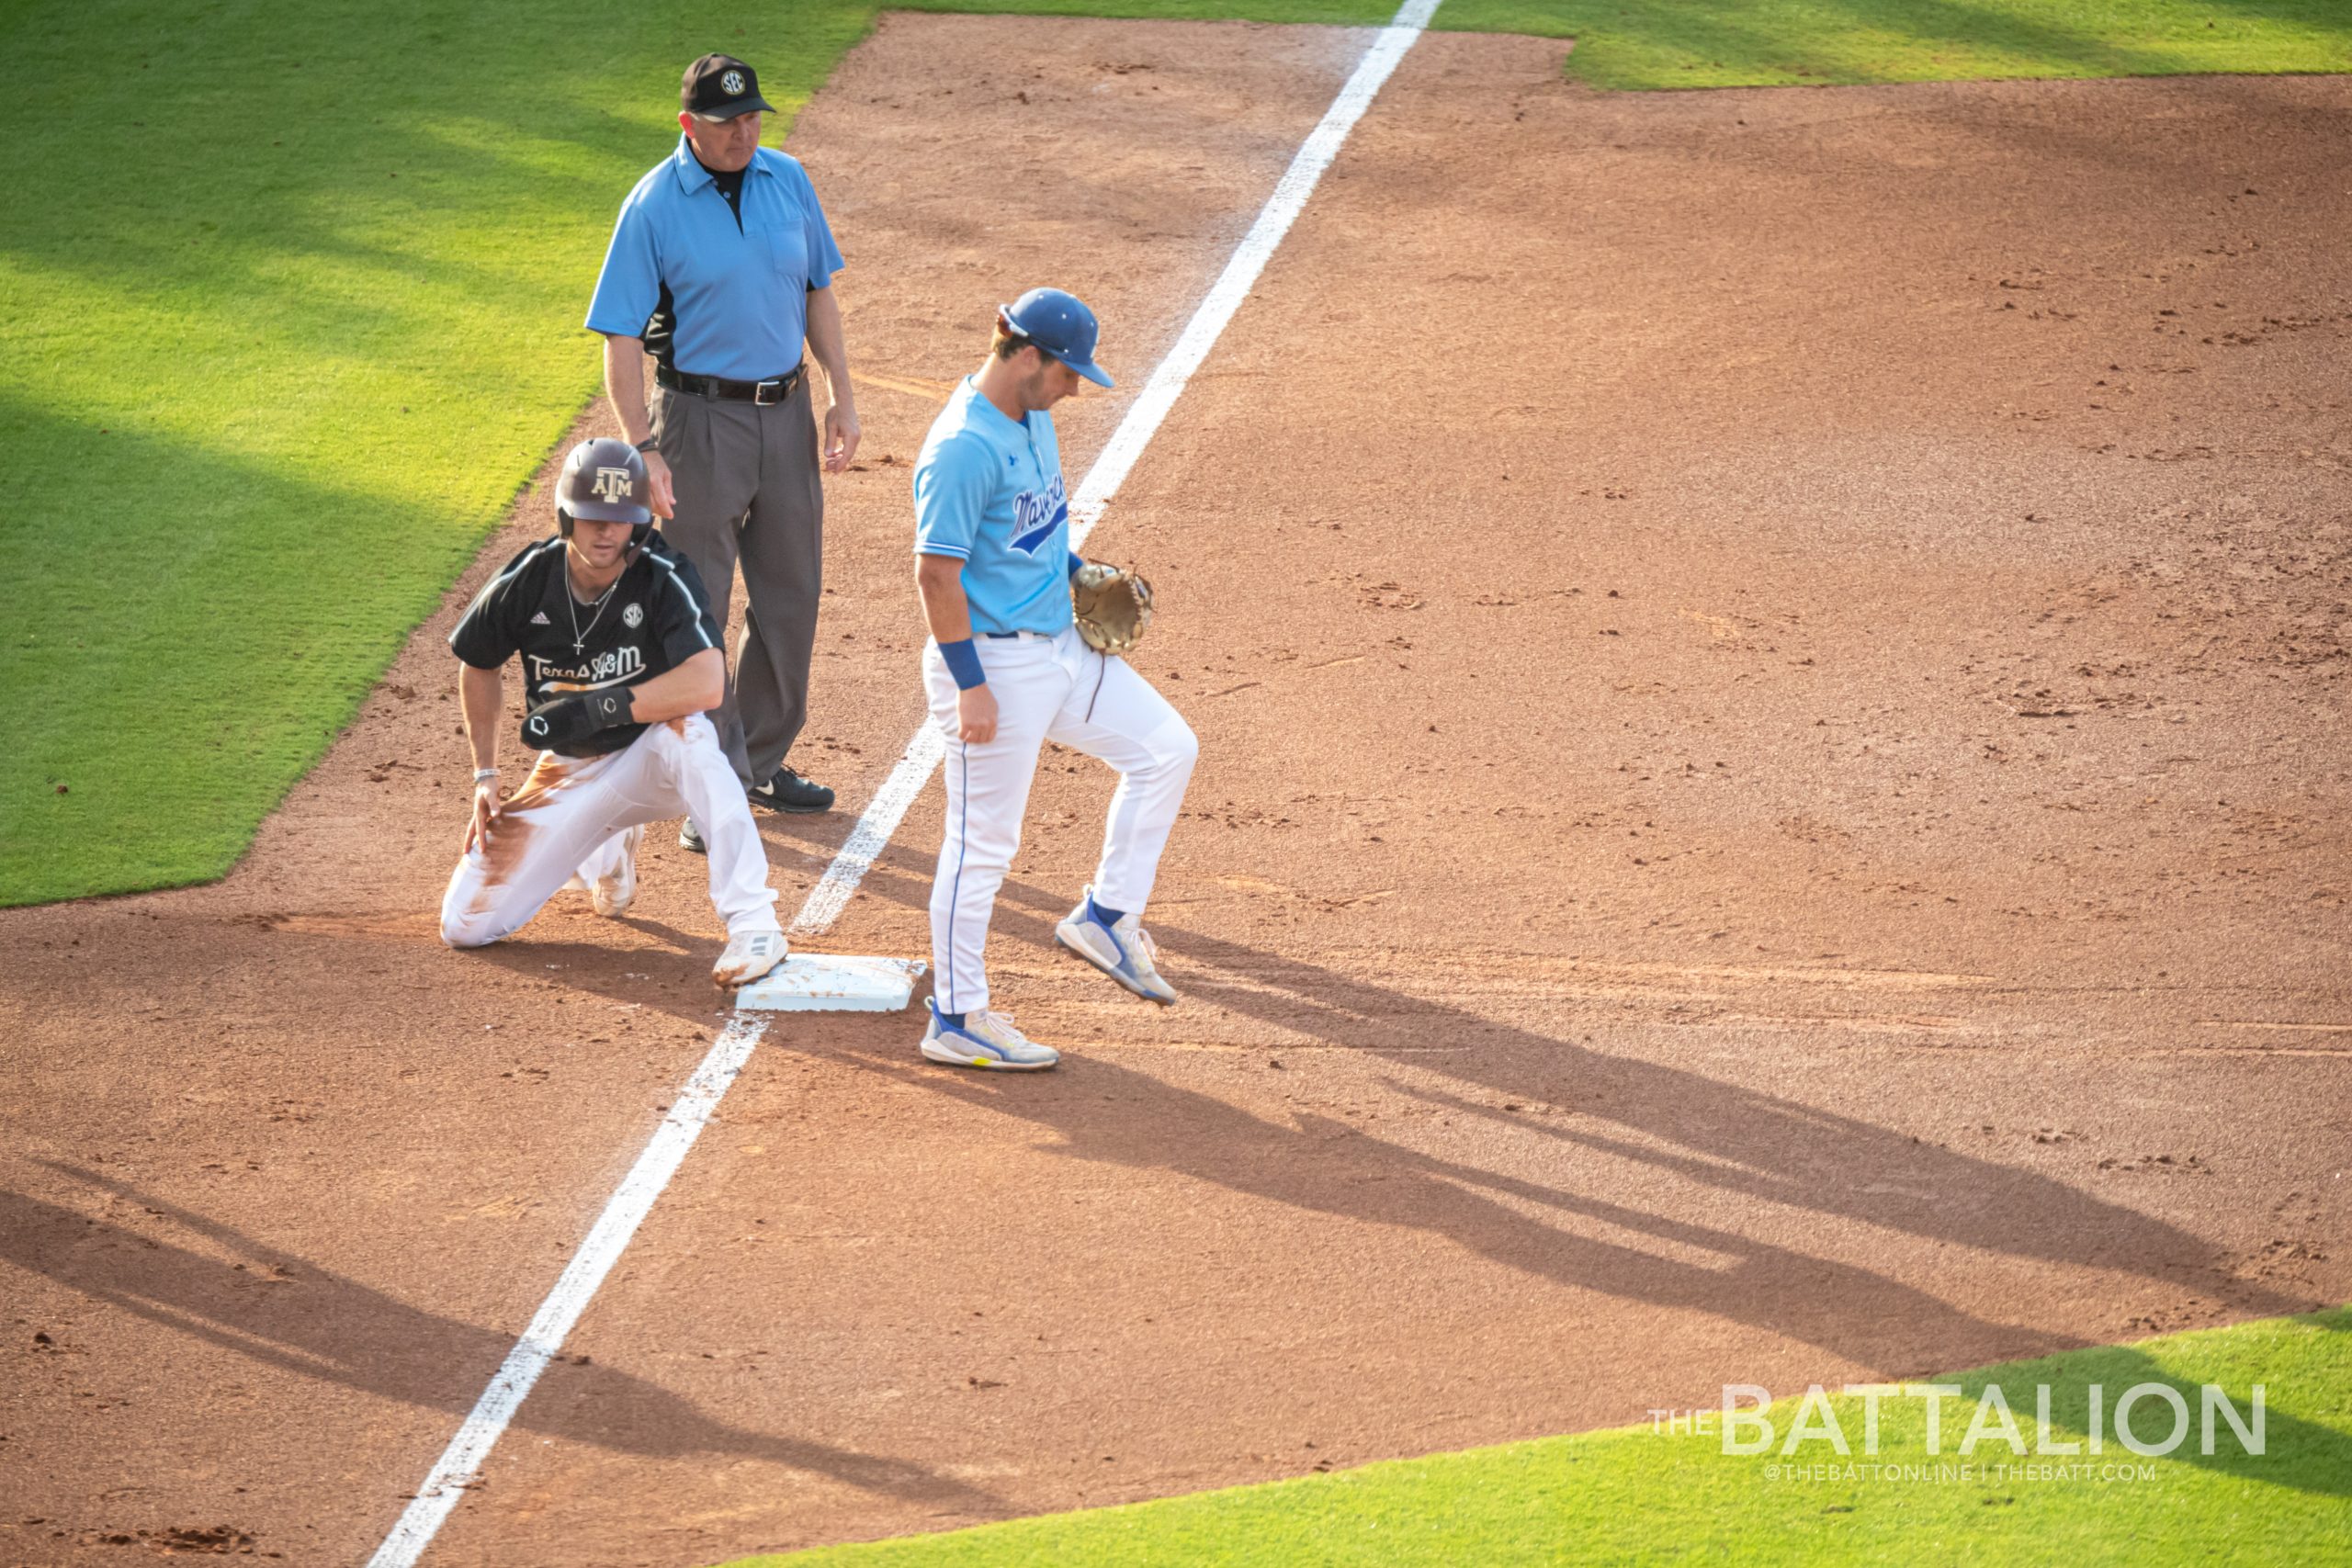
530, 611, 551, 625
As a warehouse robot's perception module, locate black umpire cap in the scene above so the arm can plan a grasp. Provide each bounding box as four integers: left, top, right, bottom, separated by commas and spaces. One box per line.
683, 54, 775, 119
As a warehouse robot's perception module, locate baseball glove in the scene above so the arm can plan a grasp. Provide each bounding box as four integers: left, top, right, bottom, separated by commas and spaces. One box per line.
1071, 561, 1153, 655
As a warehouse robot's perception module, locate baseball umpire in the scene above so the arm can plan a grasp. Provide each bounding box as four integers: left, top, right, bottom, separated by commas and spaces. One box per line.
440, 436, 788, 989
585, 52, 858, 851
910, 290, 1197, 1070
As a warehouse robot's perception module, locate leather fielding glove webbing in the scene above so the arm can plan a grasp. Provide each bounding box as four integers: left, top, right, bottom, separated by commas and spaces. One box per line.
1072, 562, 1153, 655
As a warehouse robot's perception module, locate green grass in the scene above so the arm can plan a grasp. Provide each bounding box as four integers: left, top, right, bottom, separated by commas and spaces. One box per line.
0, 0, 880, 905
6, 0, 2350, 905
893, 0, 2352, 88
1515, 0, 2352, 90
727, 1309, 2352, 1567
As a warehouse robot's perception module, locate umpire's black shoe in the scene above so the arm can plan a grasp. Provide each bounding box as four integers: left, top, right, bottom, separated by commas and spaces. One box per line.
752, 766, 834, 814
678, 819, 707, 855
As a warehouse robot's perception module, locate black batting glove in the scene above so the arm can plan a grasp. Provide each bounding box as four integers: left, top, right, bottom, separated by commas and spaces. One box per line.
522, 685, 636, 750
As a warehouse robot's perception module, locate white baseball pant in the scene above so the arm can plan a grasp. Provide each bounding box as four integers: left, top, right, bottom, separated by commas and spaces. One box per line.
923, 626, 1198, 1015
440, 712, 781, 947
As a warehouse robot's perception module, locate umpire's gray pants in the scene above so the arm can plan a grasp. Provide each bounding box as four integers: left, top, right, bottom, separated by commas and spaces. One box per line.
653, 374, 823, 790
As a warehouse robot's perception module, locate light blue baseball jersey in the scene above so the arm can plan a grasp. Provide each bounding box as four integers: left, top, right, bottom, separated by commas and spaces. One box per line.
913, 378, 1073, 637
584, 139, 843, 380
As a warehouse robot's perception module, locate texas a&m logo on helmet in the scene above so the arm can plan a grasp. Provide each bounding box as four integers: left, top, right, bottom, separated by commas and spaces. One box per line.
557, 438, 653, 530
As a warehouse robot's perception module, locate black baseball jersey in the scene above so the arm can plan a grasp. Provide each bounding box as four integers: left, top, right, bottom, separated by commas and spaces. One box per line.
448, 532, 722, 758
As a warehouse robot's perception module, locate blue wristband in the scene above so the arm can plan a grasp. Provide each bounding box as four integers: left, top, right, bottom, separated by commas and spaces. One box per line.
938, 637, 985, 691
1068, 551, 1087, 579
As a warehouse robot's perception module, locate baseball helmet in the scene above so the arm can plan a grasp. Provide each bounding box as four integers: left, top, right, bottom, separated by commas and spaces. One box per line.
556, 437, 654, 550
1000, 288, 1114, 388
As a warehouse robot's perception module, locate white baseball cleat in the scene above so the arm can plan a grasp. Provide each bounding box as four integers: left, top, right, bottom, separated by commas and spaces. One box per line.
919, 999, 1060, 1071
1055, 888, 1179, 1005
712, 928, 788, 988
589, 825, 644, 918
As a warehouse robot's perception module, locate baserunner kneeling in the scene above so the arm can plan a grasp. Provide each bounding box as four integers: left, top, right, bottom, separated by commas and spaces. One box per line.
439, 437, 787, 988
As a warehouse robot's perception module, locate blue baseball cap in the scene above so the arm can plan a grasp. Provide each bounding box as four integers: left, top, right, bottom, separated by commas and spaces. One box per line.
1000, 288, 1114, 388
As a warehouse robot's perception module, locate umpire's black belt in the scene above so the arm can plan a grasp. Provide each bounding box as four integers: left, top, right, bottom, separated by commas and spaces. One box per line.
657, 363, 805, 405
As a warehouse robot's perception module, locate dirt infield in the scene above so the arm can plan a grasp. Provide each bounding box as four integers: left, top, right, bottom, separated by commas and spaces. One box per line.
6, 15, 2350, 1565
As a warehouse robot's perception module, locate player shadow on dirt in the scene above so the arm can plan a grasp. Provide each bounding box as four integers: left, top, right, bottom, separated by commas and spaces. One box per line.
445, 839, 2312, 1394
833, 1029, 2352, 1499
841, 1027, 2065, 1381
4, 1165, 1004, 1513
1156, 930, 2312, 1324
457, 906, 770, 991
811, 849, 2312, 1369
598, 910, 718, 955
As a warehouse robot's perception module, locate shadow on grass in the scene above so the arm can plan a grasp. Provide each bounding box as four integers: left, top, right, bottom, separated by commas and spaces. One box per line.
0, 0, 884, 908
1510, 0, 2352, 90
1922, 1313, 2352, 1496
0, 395, 491, 908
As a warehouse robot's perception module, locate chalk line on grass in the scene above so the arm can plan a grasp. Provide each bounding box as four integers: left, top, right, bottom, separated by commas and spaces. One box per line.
369, 4, 1442, 1560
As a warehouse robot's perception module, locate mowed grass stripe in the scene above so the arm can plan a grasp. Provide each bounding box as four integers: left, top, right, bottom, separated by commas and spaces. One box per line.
0, 0, 873, 906
7, 0, 2351, 906
729, 1308, 2352, 1567
892, 0, 2352, 87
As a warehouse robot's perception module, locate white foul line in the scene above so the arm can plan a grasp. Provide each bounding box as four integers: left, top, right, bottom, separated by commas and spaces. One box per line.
368, 4, 1440, 1560
1068, 0, 1441, 535
366, 1016, 768, 1563
801, 0, 1442, 924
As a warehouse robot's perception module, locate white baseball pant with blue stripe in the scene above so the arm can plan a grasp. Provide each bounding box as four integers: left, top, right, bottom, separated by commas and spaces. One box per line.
923, 626, 1198, 1015
440, 713, 780, 948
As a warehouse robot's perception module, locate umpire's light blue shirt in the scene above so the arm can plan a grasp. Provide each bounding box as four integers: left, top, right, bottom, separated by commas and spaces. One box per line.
584, 137, 844, 380
913, 378, 1073, 637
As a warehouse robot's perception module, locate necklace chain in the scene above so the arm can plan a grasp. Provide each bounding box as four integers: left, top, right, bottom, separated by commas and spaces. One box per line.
566, 570, 621, 654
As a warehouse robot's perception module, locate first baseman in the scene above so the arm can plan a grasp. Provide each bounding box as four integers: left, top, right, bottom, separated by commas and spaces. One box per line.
911, 289, 1198, 1070
440, 437, 788, 988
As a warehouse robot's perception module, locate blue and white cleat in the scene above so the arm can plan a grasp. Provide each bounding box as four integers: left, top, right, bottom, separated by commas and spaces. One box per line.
1055, 887, 1179, 1006
920, 999, 1061, 1071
